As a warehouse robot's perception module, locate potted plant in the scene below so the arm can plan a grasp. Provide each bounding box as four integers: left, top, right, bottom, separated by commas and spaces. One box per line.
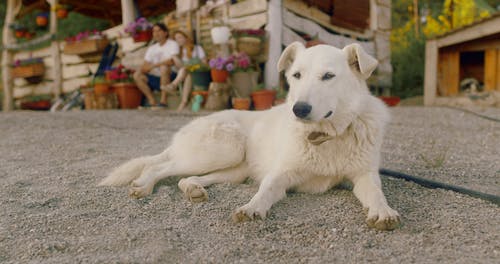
56, 4, 69, 19
91, 76, 111, 95
232, 29, 266, 56
108, 65, 143, 109
231, 97, 251, 110
186, 58, 211, 91
9, 23, 27, 38
11, 57, 45, 83
209, 56, 233, 83
378, 96, 401, 107
124, 17, 153, 42
36, 13, 49, 27
64, 30, 108, 56
20, 94, 52, 110
251, 83, 276, 110
274, 86, 287, 105
229, 52, 258, 98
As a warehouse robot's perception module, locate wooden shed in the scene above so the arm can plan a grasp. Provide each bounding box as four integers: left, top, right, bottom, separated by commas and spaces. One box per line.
424, 13, 500, 106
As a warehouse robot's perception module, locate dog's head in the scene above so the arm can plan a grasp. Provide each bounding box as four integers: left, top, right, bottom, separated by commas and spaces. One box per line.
278, 42, 378, 135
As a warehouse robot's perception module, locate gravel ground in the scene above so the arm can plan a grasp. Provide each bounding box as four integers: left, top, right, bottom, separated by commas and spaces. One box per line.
0, 107, 499, 263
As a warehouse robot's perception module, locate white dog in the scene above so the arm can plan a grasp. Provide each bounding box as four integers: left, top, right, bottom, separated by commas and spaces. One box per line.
99, 42, 400, 230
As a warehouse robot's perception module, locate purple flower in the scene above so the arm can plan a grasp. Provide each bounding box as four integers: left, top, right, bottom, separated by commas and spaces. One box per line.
225, 63, 234, 72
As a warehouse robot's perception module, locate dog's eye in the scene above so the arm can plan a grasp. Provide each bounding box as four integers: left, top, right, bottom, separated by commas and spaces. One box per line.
322, 72, 335, 81
292, 72, 301, 79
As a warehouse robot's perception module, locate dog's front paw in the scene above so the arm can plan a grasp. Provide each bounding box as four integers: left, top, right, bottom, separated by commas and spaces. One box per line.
128, 180, 153, 199
232, 203, 268, 223
366, 205, 401, 230
184, 184, 208, 203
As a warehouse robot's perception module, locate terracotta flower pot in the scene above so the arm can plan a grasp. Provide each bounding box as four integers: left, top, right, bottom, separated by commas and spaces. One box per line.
36, 16, 48, 27
15, 30, 26, 38
133, 30, 152, 42
191, 90, 209, 106
57, 9, 68, 19
21, 100, 51, 111
112, 83, 143, 109
378, 96, 400, 107
232, 97, 251, 110
191, 71, 211, 90
94, 83, 111, 95
230, 71, 259, 98
211, 69, 229, 83
251, 89, 276, 110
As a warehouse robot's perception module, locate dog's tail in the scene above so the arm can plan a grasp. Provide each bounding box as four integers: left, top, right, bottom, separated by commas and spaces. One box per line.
98, 150, 169, 186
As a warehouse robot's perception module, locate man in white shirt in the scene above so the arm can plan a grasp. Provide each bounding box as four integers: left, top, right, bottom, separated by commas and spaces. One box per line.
133, 22, 179, 108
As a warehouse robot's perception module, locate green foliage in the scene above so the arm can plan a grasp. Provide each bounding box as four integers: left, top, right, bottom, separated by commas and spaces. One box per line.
391, 32, 426, 98
0, 5, 110, 50
253, 83, 265, 92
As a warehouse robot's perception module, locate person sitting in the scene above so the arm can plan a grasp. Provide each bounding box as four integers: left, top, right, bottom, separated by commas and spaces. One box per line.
162, 30, 207, 112
133, 22, 179, 109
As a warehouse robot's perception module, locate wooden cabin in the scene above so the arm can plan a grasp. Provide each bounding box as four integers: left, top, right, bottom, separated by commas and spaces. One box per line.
424, 13, 500, 106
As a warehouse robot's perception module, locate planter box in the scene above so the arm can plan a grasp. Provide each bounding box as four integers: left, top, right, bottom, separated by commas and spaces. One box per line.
83, 90, 118, 110
64, 38, 109, 55
12, 63, 45, 78
20, 100, 51, 111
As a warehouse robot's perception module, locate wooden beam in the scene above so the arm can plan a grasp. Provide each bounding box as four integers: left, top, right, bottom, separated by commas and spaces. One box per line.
438, 50, 460, 96
424, 40, 438, 105
121, 0, 136, 26
229, 0, 267, 18
229, 12, 267, 30
2, 0, 22, 111
48, 0, 62, 98
264, 0, 282, 89
436, 16, 500, 48
497, 50, 500, 91
484, 49, 497, 91
283, 0, 373, 39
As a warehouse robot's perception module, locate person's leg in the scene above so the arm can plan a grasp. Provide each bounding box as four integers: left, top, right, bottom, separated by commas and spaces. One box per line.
133, 71, 156, 105
177, 73, 192, 112
159, 65, 172, 105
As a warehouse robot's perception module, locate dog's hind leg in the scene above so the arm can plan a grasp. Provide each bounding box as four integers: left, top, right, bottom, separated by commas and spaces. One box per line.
129, 121, 247, 199
178, 163, 248, 202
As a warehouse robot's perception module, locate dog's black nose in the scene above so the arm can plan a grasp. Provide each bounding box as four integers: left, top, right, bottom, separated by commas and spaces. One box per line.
293, 102, 312, 119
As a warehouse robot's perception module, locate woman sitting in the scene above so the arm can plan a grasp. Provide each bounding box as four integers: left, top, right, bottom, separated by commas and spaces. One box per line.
163, 30, 207, 112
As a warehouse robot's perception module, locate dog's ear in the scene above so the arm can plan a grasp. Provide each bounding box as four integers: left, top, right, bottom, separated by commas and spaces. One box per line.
343, 43, 378, 79
277, 42, 305, 72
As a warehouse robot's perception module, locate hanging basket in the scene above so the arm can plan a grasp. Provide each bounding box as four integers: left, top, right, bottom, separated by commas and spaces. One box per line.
237, 37, 262, 56
36, 15, 48, 27
12, 63, 45, 78
64, 38, 109, 55
133, 30, 152, 42
57, 9, 68, 19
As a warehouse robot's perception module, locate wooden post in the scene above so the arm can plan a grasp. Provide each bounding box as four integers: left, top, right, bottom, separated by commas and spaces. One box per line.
264, 0, 281, 89
47, 0, 62, 99
413, 0, 419, 38
438, 50, 459, 96
121, 0, 136, 27
484, 49, 497, 91
424, 40, 438, 106
2, 0, 22, 111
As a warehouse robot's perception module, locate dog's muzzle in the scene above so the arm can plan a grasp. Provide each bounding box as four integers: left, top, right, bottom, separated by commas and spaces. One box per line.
293, 102, 312, 119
